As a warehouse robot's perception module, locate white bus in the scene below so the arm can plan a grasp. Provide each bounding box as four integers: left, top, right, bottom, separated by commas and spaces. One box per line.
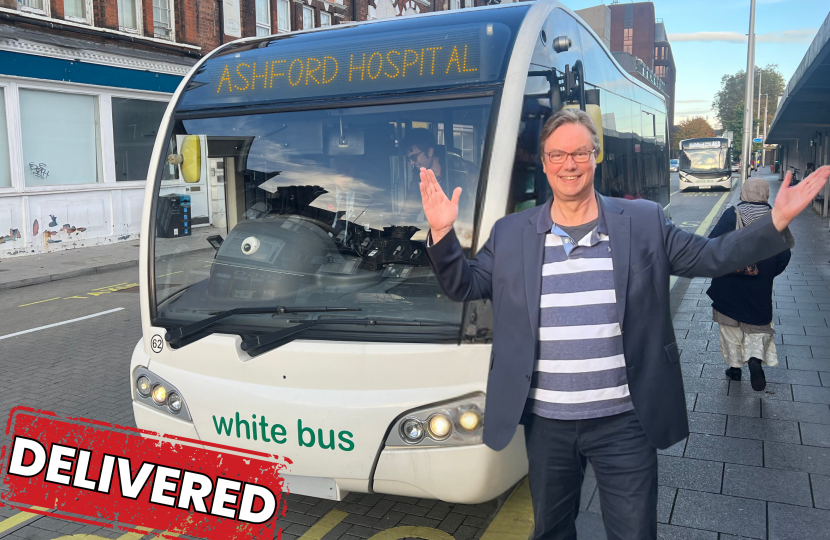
678, 137, 733, 192
131, 0, 670, 504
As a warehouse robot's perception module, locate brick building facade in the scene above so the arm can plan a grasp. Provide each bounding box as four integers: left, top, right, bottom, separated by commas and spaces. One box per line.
0, 0, 488, 256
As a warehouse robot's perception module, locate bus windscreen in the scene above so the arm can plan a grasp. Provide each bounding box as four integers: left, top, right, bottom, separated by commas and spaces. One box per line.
176, 10, 526, 110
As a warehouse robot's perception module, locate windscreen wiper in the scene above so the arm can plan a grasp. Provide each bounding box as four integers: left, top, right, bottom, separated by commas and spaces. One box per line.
240, 317, 455, 354
165, 306, 362, 344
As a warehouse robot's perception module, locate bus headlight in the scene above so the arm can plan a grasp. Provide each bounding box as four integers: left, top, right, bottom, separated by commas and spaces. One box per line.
167, 392, 183, 414
132, 367, 192, 421
400, 418, 425, 444
428, 414, 452, 440
152, 385, 167, 405
136, 376, 152, 397
386, 393, 485, 447
459, 409, 482, 431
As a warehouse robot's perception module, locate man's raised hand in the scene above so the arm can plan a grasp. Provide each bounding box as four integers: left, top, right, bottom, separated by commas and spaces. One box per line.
420, 167, 462, 245
771, 166, 830, 231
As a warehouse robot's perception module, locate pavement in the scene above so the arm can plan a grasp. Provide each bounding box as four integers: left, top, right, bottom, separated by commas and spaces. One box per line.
0, 226, 224, 290
2, 171, 830, 540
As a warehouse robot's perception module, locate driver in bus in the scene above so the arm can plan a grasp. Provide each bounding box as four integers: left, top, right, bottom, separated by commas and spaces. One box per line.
402, 128, 478, 220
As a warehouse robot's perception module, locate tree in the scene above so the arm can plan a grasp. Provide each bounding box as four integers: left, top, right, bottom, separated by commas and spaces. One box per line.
674, 117, 716, 142
712, 64, 786, 159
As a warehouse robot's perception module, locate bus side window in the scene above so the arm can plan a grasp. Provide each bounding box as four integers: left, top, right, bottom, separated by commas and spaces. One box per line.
507, 87, 552, 214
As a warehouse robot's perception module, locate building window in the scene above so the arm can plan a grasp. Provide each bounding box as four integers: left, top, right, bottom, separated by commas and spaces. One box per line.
0, 89, 10, 188
450, 0, 460, 8
118, 0, 140, 31
17, 0, 49, 15
320, 10, 331, 27
255, 0, 271, 35
112, 98, 168, 182
64, 0, 91, 22
302, 5, 313, 29
277, 0, 290, 31
654, 46, 659, 60
655, 65, 667, 79
19, 89, 103, 187
623, 28, 632, 54
153, 0, 173, 39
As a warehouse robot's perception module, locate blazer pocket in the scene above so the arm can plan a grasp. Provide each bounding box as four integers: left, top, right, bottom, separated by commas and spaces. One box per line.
665, 342, 680, 364
631, 251, 657, 276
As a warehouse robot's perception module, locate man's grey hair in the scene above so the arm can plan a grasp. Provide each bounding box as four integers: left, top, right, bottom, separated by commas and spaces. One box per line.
538, 108, 601, 155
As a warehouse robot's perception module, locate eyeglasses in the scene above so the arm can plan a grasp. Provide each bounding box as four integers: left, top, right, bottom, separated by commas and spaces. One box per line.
407, 150, 425, 163
544, 149, 596, 164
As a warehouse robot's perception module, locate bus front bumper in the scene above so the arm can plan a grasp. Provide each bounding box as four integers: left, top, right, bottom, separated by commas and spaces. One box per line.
679, 176, 732, 191
373, 430, 528, 504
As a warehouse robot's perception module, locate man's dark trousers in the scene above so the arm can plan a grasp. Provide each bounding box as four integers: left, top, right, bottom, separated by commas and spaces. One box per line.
524, 411, 657, 540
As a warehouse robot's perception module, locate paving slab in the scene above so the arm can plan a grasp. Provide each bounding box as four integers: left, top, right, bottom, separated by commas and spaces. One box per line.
728, 380, 792, 401
801, 422, 830, 447
768, 502, 830, 540
656, 524, 718, 540
765, 441, 830, 475
822, 372, 830, 387
687, 412, 726, 436
722, 463, 813, 506
670, 490, 766, 539
725, 416, 801, 444
694, 394, 760, 418
788, 357, 830, 371
762, 399, 830, 424
813, 474, 830, 510
658, 438, 688, 457
793, 385, 830, 404
657, 455, 723, 493
681, 378, 730, 396
683, 433, 762, 466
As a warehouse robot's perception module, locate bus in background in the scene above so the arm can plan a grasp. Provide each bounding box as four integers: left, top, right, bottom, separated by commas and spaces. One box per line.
678, 137, 733, 191
131, 0, 670, 504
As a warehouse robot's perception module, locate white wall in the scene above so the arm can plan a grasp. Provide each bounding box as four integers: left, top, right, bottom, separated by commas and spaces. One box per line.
0, 76, 171, 257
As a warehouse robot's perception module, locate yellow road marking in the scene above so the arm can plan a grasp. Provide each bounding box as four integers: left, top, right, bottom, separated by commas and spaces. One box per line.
157, 271, 183, 278
0, 506, 49, 534
298, 509, 348, 540
669, 190, 730, 292
480, 477, 534, 540
18, 297, 61, 308
366, 526, 455, 540
63, 296, 89, 299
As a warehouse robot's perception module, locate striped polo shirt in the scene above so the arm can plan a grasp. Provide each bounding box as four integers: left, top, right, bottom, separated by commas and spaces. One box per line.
526, 200, 634, 420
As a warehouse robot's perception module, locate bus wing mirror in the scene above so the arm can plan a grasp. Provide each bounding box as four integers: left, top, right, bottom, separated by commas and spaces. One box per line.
167, 135, 202, 183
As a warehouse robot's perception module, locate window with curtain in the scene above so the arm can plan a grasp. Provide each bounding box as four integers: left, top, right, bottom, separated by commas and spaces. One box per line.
256, 0, 271, 36
277, 0, 289, 31
112, 98, 168, 182
320, 11, 330, 26
0, 89, 10, 188
153, 0, 172, 39
20, 90, 103, 187
119, 0, 139, 30
17, 0, 46, 13
64, 0, 87, 20
302, 6, 313, 29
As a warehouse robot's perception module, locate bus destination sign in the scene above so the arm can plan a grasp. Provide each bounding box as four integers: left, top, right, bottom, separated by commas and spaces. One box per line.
182, 23, 511, 108
686, 140, 722, 149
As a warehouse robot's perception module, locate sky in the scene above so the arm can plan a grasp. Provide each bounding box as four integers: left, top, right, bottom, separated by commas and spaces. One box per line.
561, 0, 830, 128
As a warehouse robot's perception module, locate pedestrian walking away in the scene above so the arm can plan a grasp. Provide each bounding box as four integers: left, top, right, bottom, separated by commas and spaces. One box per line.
419, 108, 830, 540
706, 178, 791, 391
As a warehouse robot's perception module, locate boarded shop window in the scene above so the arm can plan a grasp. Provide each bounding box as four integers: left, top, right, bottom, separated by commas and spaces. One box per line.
0, 88, 10, 188
256, 0, 271, 36
20, 89, 103, 187
277, 0, 289, 31
112, 98, 169, 182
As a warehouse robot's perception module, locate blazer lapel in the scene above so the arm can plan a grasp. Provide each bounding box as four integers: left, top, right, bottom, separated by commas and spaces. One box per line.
523, 209, 546, 340
601, 196, 631, 330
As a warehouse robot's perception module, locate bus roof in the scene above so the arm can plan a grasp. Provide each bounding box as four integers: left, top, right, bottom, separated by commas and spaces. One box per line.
176, 5, 531, 112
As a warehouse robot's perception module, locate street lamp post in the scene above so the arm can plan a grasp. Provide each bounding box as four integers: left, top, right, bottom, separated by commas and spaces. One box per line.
741, 0, 757, 185
761, 93, 769, 170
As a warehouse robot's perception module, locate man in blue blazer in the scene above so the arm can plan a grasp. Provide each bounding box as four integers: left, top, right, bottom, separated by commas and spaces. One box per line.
421, 109, 829, 540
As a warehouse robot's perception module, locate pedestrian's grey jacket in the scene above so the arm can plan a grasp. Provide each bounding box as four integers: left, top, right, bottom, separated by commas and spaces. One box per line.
425, 194, 794, 451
